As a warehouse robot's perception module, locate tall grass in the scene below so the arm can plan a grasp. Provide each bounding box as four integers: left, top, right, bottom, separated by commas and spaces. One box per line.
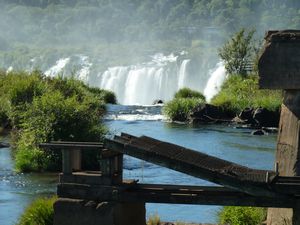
147, 214, 161, 225
17, 196, 57, 225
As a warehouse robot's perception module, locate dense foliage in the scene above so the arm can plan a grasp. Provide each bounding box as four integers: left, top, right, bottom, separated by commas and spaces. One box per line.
218, 206, 267, 225
163, 88, 206, 122
174, 87, 206, 101
17, 196, 57, 225
211, 74, 282, 114
0, 70, 114, 172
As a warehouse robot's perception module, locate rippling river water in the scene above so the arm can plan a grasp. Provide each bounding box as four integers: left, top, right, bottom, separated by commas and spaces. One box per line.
0, 105, 276, 224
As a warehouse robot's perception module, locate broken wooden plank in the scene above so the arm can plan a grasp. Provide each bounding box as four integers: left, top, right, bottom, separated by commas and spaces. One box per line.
104, 134, 279, 197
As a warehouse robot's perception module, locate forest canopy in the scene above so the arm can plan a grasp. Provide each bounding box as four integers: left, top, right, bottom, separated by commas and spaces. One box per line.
1, 0, 300, 47
0, 0, 299, 72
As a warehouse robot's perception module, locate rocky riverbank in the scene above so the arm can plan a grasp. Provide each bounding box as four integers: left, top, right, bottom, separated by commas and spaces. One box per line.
188, 104, 279, 135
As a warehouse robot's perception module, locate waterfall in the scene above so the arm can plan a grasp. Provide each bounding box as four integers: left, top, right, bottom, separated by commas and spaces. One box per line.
6, 66, 13, 73
203, 62, 226, 102
178, 59, 190, 89
45, 58, 70, 77
40, 53, 223, 106
77, 55, 92, 82
97, 54, 195, 105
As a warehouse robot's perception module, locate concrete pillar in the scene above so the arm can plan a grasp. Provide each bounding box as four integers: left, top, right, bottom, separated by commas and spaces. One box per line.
53, 198, 146, 225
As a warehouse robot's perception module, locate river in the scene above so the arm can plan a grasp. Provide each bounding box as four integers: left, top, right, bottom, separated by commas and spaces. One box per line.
0, 104, 276, 224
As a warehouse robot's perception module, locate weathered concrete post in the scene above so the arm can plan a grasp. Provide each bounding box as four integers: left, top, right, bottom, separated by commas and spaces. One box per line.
55, 146, 146, 225
259, 30, 300, 225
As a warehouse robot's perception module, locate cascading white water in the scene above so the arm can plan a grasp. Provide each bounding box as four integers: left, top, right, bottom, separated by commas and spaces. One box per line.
178, 59, 190, 89
77, 55, 92, 82
6, 66, 13, 73
39, 53, 226, 106
45, 58, 70, 77
203, 62, 226, 102
97, 54, 196, 105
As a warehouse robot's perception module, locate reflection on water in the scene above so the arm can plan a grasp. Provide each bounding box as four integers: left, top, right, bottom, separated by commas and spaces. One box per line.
0, 105, 277, 224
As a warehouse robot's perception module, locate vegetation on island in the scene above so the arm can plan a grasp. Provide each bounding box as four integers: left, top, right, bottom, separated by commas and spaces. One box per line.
212, 28, 282, 115
0, 70, 116, 172
164, 28, 282, 123
163, 88, 206, 122
174, 87, 206, 101
211, 75, 282, 114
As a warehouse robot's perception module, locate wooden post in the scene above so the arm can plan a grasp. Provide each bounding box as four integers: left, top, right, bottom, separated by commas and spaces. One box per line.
259, 30, 300, 225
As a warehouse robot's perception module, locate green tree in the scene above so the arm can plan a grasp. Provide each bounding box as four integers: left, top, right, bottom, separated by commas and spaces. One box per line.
218, 28, 255, 76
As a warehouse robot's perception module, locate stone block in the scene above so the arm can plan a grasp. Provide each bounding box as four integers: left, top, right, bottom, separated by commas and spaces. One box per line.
53, 198, 146, 225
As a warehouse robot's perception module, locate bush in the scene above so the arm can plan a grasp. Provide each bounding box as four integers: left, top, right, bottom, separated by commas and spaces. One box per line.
0, 71, 111, 172
17, 196, 56, 225
174, 88, 206, 101
163, 98, 204, 122
87, 87, 117, 104
211, 75, 282, 114
218, 206, 266, 225
15, 90, 106, 172
8, 71, 46, 107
